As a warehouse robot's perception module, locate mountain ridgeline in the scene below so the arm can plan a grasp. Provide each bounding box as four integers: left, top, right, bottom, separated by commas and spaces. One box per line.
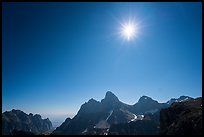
2, 109, 52, 135
2, 91, 201, 135
52, 91, 199, 135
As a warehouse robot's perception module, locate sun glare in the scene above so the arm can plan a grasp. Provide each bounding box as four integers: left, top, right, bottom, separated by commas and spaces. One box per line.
120, 19, 139, 41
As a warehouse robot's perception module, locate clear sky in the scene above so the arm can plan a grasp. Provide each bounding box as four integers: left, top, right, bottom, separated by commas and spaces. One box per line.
2, 2, 202, 124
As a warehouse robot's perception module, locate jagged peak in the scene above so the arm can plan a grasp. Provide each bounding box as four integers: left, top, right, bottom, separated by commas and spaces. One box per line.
34, 114, 42, 118
84, 98, 100, 106
10, 109, 26, 115
88, 98, 98, 103
11, 109, 21, 112
12, 109, 16, 111
104, 91, 119, 101
64, 117, 72, 123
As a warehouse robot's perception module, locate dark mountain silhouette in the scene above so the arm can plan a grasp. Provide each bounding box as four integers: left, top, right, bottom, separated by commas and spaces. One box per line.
160, 97, 202, 135
2, 109, 52, 135
52, 91, 129, 135
52, 91, 194, 135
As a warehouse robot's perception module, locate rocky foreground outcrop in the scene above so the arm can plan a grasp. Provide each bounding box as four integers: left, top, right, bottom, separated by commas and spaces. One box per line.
160, 97, 202, 135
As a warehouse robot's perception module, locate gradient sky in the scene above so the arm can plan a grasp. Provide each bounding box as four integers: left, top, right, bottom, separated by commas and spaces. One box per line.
2, 2, 202, 124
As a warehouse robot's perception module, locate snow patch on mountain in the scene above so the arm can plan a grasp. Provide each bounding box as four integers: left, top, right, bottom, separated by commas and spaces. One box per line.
179, 97, 189, 102
129, 114, 144, 123
106, 110, 113, 121
130, 114, 137, 122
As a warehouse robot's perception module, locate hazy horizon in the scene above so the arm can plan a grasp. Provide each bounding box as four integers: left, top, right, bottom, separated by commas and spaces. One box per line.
2, 2, 202, 123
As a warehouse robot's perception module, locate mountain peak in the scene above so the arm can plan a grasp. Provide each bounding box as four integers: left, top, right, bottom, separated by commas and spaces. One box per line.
178, 96, 192, 100
88, 98, 98, 104
166, 96, 193, 105
139, 95, 152, 100
11, 109, 21, 112
138, 96, 157, 104
99, 91, 120, 110
104, 91, 119, 102
11, 109, 26, 115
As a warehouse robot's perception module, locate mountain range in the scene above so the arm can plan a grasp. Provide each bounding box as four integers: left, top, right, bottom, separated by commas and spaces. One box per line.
51, 91, 194, 135
2, 91, 201, 135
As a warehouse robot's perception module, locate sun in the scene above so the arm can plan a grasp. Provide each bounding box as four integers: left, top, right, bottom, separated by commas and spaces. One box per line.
119, 18, 139, 41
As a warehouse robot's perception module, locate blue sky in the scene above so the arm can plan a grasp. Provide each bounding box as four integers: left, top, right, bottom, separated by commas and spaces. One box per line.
2, 2, 202, 123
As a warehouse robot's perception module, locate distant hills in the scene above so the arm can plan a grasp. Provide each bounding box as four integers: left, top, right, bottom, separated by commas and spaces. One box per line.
2, 91, 201, 135
2, 109, 52, 135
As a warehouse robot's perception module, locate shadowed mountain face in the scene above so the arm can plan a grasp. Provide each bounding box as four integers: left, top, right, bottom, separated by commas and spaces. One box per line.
77, 91, 121, 115
131, 96, 168, 114
2, 109, 52, 135
52, 91, 127, 135
52, 91, 194, 135
160, 97, 202, 135
100, 91, 121, 111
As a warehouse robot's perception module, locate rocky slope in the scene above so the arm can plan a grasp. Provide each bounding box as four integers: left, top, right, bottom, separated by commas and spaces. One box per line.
109, 119, 159, 135
2, 109, 52, 135
160, 97, 202, 135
